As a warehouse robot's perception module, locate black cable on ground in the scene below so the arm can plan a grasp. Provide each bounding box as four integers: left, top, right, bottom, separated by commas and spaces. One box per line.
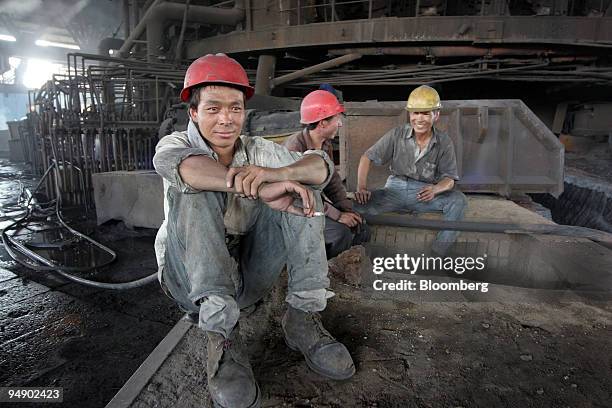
1, 161, 158, 290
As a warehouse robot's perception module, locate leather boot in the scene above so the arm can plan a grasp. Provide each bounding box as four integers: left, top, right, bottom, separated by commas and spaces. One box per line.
207, 327, 260, 408
282, 306, 355, 380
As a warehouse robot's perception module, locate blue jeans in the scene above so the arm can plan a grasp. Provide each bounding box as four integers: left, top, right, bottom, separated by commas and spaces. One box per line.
354, 176, 467, 255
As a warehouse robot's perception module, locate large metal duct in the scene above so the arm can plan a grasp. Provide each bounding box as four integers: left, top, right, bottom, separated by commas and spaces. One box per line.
117, 0, 245, 61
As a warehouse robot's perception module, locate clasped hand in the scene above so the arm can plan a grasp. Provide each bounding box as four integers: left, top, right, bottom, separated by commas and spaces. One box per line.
226, 165, 316, 217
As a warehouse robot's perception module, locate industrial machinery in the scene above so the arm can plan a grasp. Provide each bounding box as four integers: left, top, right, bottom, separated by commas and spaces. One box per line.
3, 0, 611, 278
6, 0, 607, 205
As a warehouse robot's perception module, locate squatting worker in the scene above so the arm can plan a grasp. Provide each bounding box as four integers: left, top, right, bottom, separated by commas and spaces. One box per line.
354, 85, 467, 256
284, 90, 370, 259
153, 54, 355, 408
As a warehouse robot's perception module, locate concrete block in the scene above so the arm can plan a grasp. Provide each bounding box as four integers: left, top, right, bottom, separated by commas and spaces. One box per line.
92, 171, 164, 229
0, 129, 9, 157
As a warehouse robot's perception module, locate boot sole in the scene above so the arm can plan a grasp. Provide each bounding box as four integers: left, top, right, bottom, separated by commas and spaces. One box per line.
212, 382, 261, 408
284, 338, 355, 381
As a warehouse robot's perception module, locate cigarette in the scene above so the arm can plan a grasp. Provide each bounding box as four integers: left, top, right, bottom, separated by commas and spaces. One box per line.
313, 211, 325, 216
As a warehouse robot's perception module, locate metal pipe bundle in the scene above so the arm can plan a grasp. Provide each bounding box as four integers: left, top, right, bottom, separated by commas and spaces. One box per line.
21, 53, 187, 208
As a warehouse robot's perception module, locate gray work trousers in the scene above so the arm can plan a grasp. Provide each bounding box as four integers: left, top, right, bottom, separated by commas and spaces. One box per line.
324, 217, 371, 259
161, 188, 331, 337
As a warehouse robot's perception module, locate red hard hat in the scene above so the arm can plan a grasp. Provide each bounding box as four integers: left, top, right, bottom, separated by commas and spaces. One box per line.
300, 90, 345, 124
180, 53, 254, 102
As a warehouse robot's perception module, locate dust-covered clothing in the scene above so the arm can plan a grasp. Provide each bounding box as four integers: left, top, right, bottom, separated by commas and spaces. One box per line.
365, 124, 459, 184
358, 124, 466, 255
284, 128, 370, 258
153, 121, 334, 336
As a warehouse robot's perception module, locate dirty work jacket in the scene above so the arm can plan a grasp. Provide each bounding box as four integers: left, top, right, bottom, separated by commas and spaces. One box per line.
153, 121, 334, 284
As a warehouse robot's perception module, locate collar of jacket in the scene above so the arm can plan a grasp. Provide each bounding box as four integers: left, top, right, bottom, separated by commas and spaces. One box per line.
301, 127, 331, 151
405, 124, 439, 147
187, 120, 247, 165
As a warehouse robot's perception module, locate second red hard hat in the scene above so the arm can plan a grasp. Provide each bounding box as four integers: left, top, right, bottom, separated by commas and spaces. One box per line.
300, 90, 345, 124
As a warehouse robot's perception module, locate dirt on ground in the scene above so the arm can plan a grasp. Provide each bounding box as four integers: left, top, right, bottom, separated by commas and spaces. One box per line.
132, 252, 612, 408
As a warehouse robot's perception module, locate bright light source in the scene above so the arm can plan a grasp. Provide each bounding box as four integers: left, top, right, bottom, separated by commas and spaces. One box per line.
0, 56, 22, 84
9, 57, 21, 68
22, 58, 64, 89
35, 39, 80, 50
108, 49, 114, 55
0, 34, 17, 42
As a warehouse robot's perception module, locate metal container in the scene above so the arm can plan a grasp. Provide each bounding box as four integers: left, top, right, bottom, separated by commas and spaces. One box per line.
343, 99, 564, 197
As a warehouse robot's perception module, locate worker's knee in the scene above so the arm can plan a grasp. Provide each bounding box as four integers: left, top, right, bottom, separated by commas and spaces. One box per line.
445, 190, 467, 212
325, 220, 353, 259
452, 190, 468, 210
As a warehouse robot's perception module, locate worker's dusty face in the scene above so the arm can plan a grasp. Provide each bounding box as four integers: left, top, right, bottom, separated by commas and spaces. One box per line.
409, 110, 439, 135
321, 114, 343, 140
189, 86, 245, 154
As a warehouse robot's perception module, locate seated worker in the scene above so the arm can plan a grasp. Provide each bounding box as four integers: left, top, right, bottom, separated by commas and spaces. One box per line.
284, 90, 369, 259
353, 85, 467, 256
153, 54, 355, 408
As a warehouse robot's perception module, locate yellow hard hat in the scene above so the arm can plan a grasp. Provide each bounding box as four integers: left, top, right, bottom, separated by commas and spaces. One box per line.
406, 85, 442, 111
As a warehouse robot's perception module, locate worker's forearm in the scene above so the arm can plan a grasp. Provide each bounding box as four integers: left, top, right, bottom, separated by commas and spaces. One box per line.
357, 155, 371, 190
176, 152, 328, 192
178, 155, 234, 192
282, 154, 329, 185
433, 177, 455, 194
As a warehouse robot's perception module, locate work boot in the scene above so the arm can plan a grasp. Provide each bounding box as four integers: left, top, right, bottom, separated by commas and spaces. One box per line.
282, 306, 355, 380
206, 327, 260, 408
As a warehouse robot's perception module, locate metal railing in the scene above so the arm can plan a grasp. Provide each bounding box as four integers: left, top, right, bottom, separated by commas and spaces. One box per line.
279, 0, 610, 24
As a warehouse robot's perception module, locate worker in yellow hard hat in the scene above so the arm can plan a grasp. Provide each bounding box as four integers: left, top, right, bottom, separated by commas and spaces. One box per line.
353, 85, 467, 256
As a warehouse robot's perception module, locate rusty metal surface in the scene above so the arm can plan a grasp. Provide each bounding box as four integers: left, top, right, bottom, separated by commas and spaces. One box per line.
187, 16, 612, 57
343, 102, 404, 190
343, 99, 564, 197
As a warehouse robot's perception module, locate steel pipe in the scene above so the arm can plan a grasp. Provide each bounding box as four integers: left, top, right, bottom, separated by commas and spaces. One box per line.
366, 215, 612, 249
117, 0, 245, 59
270, 53, 362, 88
255, 55, 277, 95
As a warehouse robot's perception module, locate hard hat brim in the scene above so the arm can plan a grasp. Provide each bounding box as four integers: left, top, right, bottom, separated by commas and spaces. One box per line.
180, 82, 255, 103
299, 104, 345, 124
405, 104, 442, 112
